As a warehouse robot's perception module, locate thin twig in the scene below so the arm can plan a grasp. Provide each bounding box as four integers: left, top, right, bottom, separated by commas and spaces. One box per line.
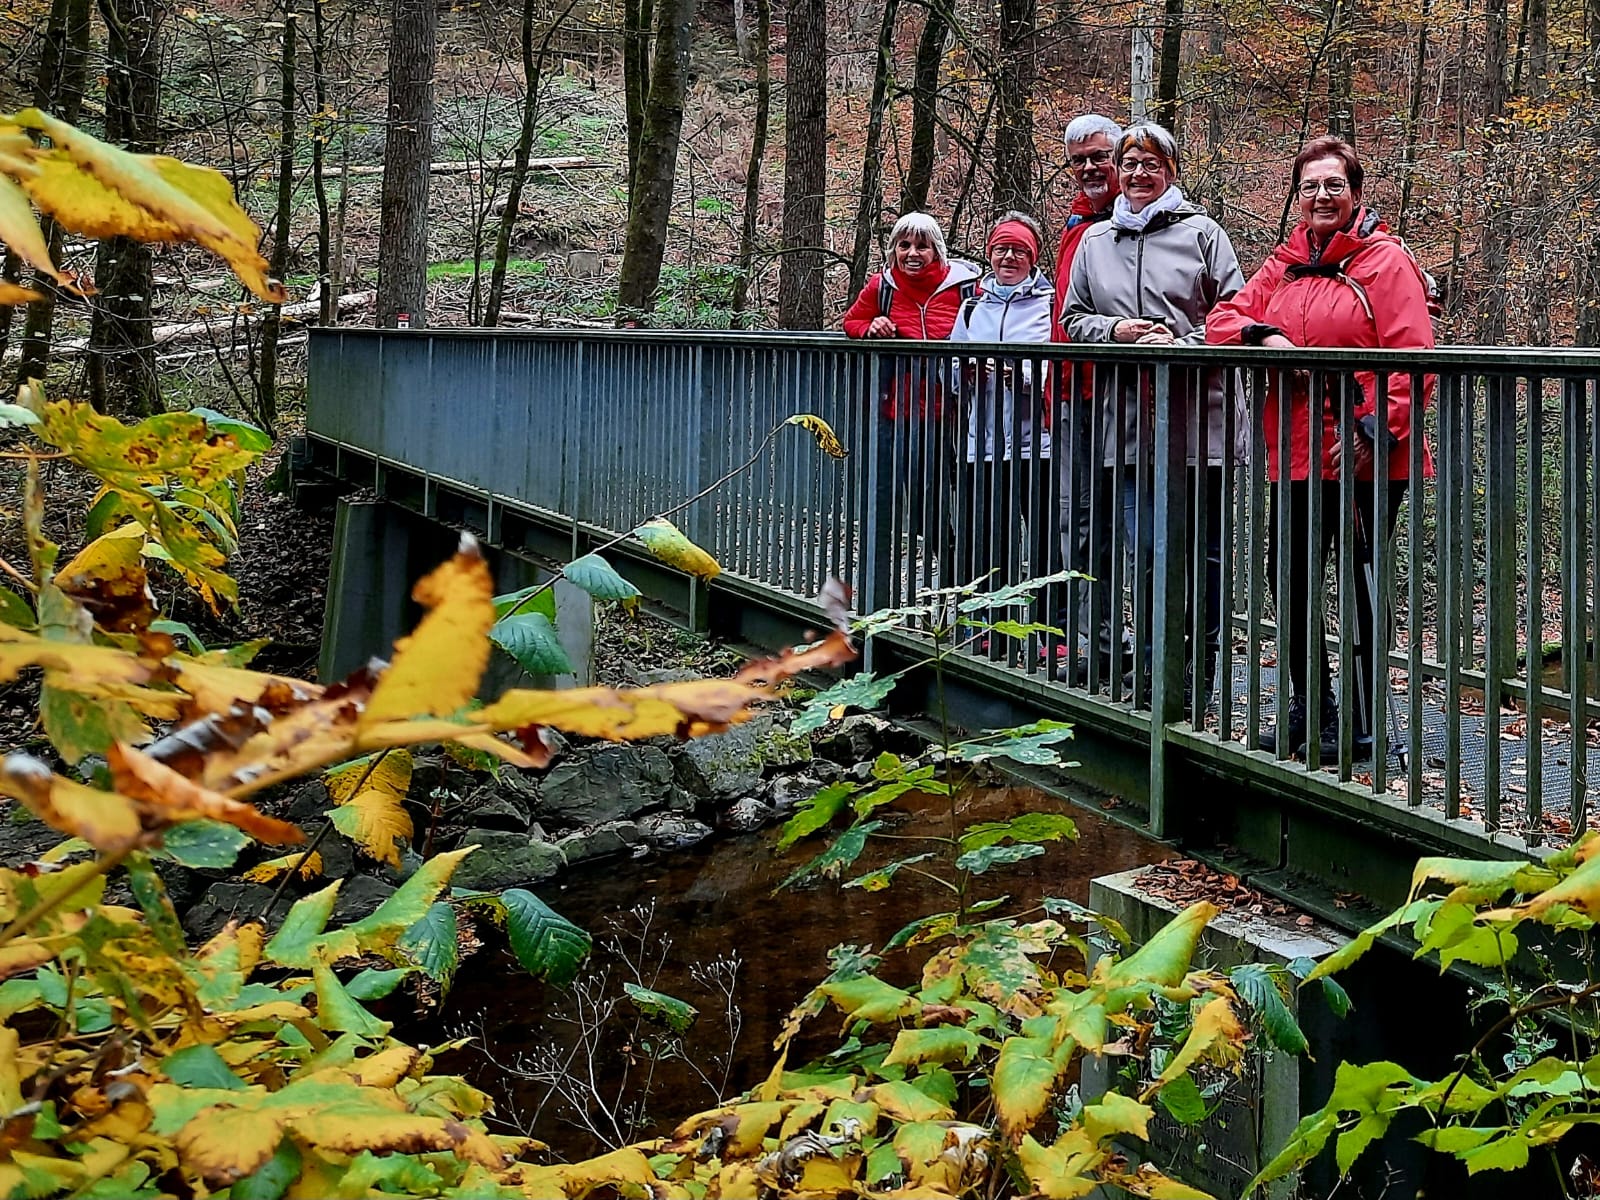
0, 554, 35, 592
256, 748, 391, 921
0, 845, 134, 952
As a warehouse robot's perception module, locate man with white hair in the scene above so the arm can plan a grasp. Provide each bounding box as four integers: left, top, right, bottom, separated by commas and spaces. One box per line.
1053, 113, 1126, 684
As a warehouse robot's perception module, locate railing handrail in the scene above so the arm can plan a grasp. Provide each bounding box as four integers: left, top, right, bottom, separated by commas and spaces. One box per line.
306, 326, 1600, 373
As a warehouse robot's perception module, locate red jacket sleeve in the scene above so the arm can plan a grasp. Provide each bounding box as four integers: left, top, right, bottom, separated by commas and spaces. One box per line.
1354, 243, 1435, 445
842, 275, 882, 338
1205, 255, 1288, 345
1050, 228, 1074, 341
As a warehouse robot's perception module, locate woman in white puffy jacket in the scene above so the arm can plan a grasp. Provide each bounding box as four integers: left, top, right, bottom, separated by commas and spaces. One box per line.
948, 211, 1056, 634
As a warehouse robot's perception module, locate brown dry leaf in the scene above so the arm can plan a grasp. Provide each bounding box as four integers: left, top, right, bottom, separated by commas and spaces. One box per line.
169, 659, 324, 715
0, 280, 42, 305
109, 742, 305, 844
0, 754, 143, 849
360, 534, 494, 732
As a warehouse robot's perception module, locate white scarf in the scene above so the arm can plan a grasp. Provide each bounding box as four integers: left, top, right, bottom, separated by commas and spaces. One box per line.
1112, 184, 1186, 233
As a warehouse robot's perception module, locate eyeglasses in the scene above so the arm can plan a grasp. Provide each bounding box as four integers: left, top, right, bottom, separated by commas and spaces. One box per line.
1067, 149, 1113, 169
990, 244, 1031, 259
1297, 178, 1350, 198
1118, 157, 1167, 176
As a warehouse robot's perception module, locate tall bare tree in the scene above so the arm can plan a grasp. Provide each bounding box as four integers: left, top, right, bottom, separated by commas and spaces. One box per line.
375, 0, 437, 328
777, 0, 826, 328
992, 0, 1036, 211
1477, 0, 1512, 343
900, 2, 948, 214
1154, 0, 1184, 130
615, 0, 695, 318
731, 0, 771, 321
88, 0, 163, 416
256, 0, 296, 431
622, 0, 654, 210
848, 0, 898, 295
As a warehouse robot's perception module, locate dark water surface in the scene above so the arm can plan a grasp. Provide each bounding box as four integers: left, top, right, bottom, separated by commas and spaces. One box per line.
423, 786, 1170, 1156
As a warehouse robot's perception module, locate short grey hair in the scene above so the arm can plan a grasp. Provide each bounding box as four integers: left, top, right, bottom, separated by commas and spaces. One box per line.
1063, 113, 1123, 149
886, 211, 949, 264
1116, 122, 1180, 176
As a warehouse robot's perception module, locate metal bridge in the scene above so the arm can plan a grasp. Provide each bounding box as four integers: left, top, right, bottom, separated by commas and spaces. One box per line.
301, 328, 1600, 922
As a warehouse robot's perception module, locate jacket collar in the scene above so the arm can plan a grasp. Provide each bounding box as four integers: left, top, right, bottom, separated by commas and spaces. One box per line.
1281, 206, 1391, 267
975, 267, 1053, 301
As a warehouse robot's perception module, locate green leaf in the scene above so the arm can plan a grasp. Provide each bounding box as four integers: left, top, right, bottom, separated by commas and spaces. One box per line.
562, 553, 640, 610
346, 967, 410, 1001
149, 617, 205, 652
961, 813, 1079, 853
1246, 1110, 1339, 1197
231, 1138, 301, 1200
886, 911, 951, 951
993, 1034, 1069, 1138
499, 888, 591, 986
492, 585, 557, 622
1230, 964, 1309, 1056
972, 619, 1063, 640
778, 821, 882, 890
1409, 857, 1560, 905
490, 611, 575, 677
955, 842, 1046, 875
623, 982, 698, 1033
263, 881, 341, 967
845, 853, 936, 893
1081, 1091, 1154, 1142
398, 902, 460, 987
0, 401, 41, 427
952, 721, 1075, 766
346, 846, 476, 946
126, 855, 185, 957
157, 819, 249, 869
882, 1026, 981, 1068
791, 672, 897, 735
1098, 901, 1216, 990
852, 779, 921, 819
956, 568, 1079, 612
340, 1152, 444, 1194
1156, 1072, 1210, 1124
311, 955, 390, 1036
1302, 899, 1438, 984
189, 406, 273, 453
1414, 900, 1519, 970
1042, 897, 1131, 946
0, 585, 33, 627
820, 975, 921, 1024
1329, 1061, 1418, 1174
776, 781, 859, 851
160, 1045, 247, 1091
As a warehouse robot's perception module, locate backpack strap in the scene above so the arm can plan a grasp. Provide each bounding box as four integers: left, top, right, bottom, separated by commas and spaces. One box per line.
958, 294, 979, 333
877, 274, 893, 318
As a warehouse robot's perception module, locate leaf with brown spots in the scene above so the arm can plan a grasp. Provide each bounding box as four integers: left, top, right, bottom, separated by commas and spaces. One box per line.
109, 742, 305, 844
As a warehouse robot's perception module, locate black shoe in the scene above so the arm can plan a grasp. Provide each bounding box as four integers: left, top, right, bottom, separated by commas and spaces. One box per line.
1260, 697, 1307, 755
1310, 702, 1340, 762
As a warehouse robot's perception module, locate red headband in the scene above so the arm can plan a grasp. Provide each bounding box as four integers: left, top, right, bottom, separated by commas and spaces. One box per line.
986, 219, 1039, 263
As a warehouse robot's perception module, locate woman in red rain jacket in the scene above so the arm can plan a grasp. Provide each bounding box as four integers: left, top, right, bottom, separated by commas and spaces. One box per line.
842, 211, 980, 419
1208, 135, 1435, 763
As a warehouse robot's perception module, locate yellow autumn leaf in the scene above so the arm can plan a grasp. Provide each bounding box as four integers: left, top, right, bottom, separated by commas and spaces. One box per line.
288, 1109, 504, 1167
174, 1105, 288, 1186
11, 108, 286, 302
170, 658, 323, 715
360, 534, 494, 731
633, 518, 721, 581
1142, 995, 1248, 1099
345, 1044, 421, 1089
109, 742, 306, 845
0, 622, 156, 686
240, 851, 323, 884
0, 172, 79, 293
325, 750, 412, 868
0, 753, 143, 849
1017, 1130, 1105, 1200
786, 412, 848, 458
57, 522, 145, 583
55, 523, 154, 634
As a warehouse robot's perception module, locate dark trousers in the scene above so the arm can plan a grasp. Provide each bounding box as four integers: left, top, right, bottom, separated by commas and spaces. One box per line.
1269, 480, 1407, 738
1124, 467, 1225, 684
959, 458, 1052, 595
896, 415, 958, 595
1058, 398, 1120, 659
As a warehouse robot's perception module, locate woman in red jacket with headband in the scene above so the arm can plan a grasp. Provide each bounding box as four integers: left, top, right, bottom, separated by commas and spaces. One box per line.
1208, 135, 1436, 763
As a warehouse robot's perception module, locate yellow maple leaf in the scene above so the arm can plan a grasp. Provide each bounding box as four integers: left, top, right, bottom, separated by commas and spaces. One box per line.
240, 851, 323, 884
175, 1106, 287, 1186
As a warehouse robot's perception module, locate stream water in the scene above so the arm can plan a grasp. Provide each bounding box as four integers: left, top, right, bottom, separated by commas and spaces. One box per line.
422, 785, 1170, 1158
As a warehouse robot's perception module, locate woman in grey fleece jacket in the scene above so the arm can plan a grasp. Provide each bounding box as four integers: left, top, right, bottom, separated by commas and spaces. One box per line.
1062, 123, 1245, 705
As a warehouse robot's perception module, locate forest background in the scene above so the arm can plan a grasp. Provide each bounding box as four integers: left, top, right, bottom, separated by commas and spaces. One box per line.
0, 0, 1589, 428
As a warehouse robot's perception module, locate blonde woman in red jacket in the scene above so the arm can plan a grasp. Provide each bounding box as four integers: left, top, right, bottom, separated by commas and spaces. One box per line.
1208, 135, 1435, 762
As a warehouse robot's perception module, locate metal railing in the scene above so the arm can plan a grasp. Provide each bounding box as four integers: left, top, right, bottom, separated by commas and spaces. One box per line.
307, 328, 1600, 857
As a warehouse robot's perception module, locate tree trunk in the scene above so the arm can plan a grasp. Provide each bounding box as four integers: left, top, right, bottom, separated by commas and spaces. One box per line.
1527, 0, 1547, 95
1476, 0, 1511, 344
900, 1, 948, 214
255, 0, 295, 433
487, 0, 574, 325
776, 0, 825, 329
730, 0, 770, 321
1325, 0, 1355, 143
87, 0, 162, 417
847, 0, 898, 296
1154, 0, 1184, 131
615, 0, 695, 319
310, 0, 333, 324
623, 0, 654, 209
11, 0, 89, 382
375, 0, 437, 328
992, 0, 1036, 210
1396, 0, 1431, 239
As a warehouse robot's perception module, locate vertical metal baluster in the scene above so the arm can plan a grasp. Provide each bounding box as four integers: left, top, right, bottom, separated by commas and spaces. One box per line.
1274, 366, 1293, 760
1336, 371, 1356, 781
1373, 369, 1392, 794
1443, 373, 1464, 819
1246, 366, 1267, 751
1484, 374, 1511, 832
1567, 377, 1589, 833
1526, 374, 1544, 840
1407, 370, 1424, 807
1219, 364, 1238, 740
1086, 358, 1107, 692
1305, 369, 1325, 772
1133, 362, 1151, 710
1111, 365, 1129, 705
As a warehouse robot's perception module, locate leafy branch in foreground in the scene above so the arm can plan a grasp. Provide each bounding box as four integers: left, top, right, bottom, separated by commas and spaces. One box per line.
1249, 840, 1600, 1195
